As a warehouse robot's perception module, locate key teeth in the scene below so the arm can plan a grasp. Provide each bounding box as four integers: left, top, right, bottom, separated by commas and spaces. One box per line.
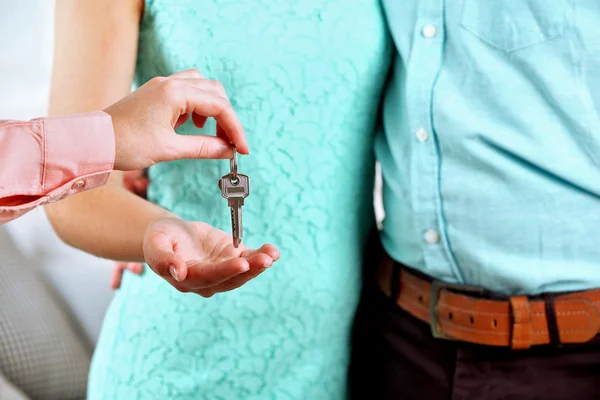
233, 238, 241, 248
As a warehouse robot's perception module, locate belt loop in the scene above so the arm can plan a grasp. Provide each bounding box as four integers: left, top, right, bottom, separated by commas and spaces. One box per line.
509, 295, 532, 350
543, 293, 561, 347
390, 263, 401, 302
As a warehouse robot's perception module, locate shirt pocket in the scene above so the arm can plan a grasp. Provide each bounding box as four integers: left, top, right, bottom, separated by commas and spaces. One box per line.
460, 0, 566, 53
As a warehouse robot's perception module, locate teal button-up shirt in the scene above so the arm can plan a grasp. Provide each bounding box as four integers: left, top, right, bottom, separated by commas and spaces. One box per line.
378, 0, 600, 295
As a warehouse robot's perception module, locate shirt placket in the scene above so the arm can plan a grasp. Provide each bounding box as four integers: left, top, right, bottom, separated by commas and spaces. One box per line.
406, 0, 464, 283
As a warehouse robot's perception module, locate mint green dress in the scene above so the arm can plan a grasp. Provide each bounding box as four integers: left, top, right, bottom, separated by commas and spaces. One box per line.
88, 1, 391, 399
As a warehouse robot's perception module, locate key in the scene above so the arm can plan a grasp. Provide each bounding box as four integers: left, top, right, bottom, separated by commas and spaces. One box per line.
220, 173, 249, 247
218, 151, 250, 248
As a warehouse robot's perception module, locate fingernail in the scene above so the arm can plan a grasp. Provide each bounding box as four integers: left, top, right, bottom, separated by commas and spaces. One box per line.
169, 265, 180, 281
264, 259, 273, 268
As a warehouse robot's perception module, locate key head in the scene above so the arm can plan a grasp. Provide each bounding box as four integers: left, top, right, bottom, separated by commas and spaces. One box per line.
218, 173, 250, 200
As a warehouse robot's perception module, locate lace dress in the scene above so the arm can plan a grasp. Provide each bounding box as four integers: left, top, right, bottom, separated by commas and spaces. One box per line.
89, 1, 391, 398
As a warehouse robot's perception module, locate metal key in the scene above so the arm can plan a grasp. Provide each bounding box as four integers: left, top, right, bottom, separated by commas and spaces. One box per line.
218, 150, 249, 248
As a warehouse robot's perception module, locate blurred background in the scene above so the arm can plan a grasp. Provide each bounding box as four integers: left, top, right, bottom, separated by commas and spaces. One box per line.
1, 1, 113, 398
0, 0, 113, 344
0, 0, 114, 348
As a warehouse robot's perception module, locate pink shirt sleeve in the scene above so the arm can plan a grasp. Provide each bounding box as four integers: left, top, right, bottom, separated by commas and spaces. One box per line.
0, 111, 115, 224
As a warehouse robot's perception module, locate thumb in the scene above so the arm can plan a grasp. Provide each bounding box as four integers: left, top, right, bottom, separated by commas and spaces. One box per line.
144, 232, 188, 282
165, 135, 234, 160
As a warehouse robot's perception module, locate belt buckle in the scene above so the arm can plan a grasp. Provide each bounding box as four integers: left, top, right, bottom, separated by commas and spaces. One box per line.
429, 280, 486, 340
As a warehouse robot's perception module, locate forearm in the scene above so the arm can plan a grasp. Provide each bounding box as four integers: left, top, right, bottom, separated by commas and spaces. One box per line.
45, 173, 173, 261
47, 0, 147, 260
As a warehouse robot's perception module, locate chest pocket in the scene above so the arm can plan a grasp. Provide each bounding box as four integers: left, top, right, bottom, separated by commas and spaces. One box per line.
461, 0, 566, 53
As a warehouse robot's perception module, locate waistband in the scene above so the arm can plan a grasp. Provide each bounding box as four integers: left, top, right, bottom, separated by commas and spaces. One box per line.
376, 253, 600, 350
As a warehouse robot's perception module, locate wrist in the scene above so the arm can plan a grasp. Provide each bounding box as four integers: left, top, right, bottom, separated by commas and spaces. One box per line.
103, 106, 126, 171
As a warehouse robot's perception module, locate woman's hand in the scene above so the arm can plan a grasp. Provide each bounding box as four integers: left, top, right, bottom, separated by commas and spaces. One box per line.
143, 218, 279, 297
111, 261, 144, 290
104, 68, 249, 171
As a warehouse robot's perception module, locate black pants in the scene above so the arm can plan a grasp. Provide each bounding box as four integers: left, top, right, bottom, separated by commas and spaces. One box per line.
348, 283, 600, 400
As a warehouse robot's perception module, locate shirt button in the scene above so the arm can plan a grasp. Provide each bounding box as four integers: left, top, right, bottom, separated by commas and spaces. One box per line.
424, 229, 440, 244
72, 180, 85, 190
416, 128, 429, 142
422, 24, 437, 39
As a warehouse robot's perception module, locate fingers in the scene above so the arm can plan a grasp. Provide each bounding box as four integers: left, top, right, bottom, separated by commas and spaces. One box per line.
170, 70, 208, 129
179, 86, 249, 154
111, 263, 125, 290
177, 77, 226, 97
200, 266, 269, 297
125, 262, 145, 275
243, 252, 274, 269
144, 216, 279, 298
194, 244, 279, 297
159, 79, 248, 154
182, 80, 225, 131
169, 135, 235, 159
144, 232, 188, 282
122, 170, 148, 197
216, 123, 229, 142
175, 113, 190, 129
169, 68, 203, 79
241, 244, 280, 261
192, 113, 208, 128
110, 262, 144, 290
185, 258, 250, 289
156, 72, 249, 154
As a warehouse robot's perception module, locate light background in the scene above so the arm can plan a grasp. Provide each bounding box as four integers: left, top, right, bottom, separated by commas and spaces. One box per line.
0, 0, 113, 346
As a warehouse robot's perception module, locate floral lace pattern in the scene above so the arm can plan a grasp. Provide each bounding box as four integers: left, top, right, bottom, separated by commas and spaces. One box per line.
89, 1, 391, 398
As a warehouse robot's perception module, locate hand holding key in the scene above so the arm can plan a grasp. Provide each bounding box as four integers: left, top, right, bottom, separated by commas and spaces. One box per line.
143, 218, 279, 297
104, 68, 249, 171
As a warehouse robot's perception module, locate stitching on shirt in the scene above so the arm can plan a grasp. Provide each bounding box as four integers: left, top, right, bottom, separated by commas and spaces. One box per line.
1, 122, 38, 128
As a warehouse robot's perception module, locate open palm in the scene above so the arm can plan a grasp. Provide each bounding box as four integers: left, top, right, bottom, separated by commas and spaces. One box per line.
143, 217, 279, 297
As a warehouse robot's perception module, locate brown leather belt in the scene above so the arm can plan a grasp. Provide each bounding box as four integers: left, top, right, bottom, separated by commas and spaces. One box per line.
377, 254, 600, 350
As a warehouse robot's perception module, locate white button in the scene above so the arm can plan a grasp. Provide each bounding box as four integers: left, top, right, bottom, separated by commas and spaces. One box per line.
424, 229, 440, 244
72, 180, 85, 190
422, 24, 437, 39
416, 128, 429, 142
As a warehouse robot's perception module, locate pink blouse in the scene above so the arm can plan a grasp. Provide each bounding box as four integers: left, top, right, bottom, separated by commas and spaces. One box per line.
0, 111, 115, 224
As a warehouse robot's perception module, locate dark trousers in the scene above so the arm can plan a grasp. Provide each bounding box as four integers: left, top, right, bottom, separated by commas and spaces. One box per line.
348, 283, 600, 400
